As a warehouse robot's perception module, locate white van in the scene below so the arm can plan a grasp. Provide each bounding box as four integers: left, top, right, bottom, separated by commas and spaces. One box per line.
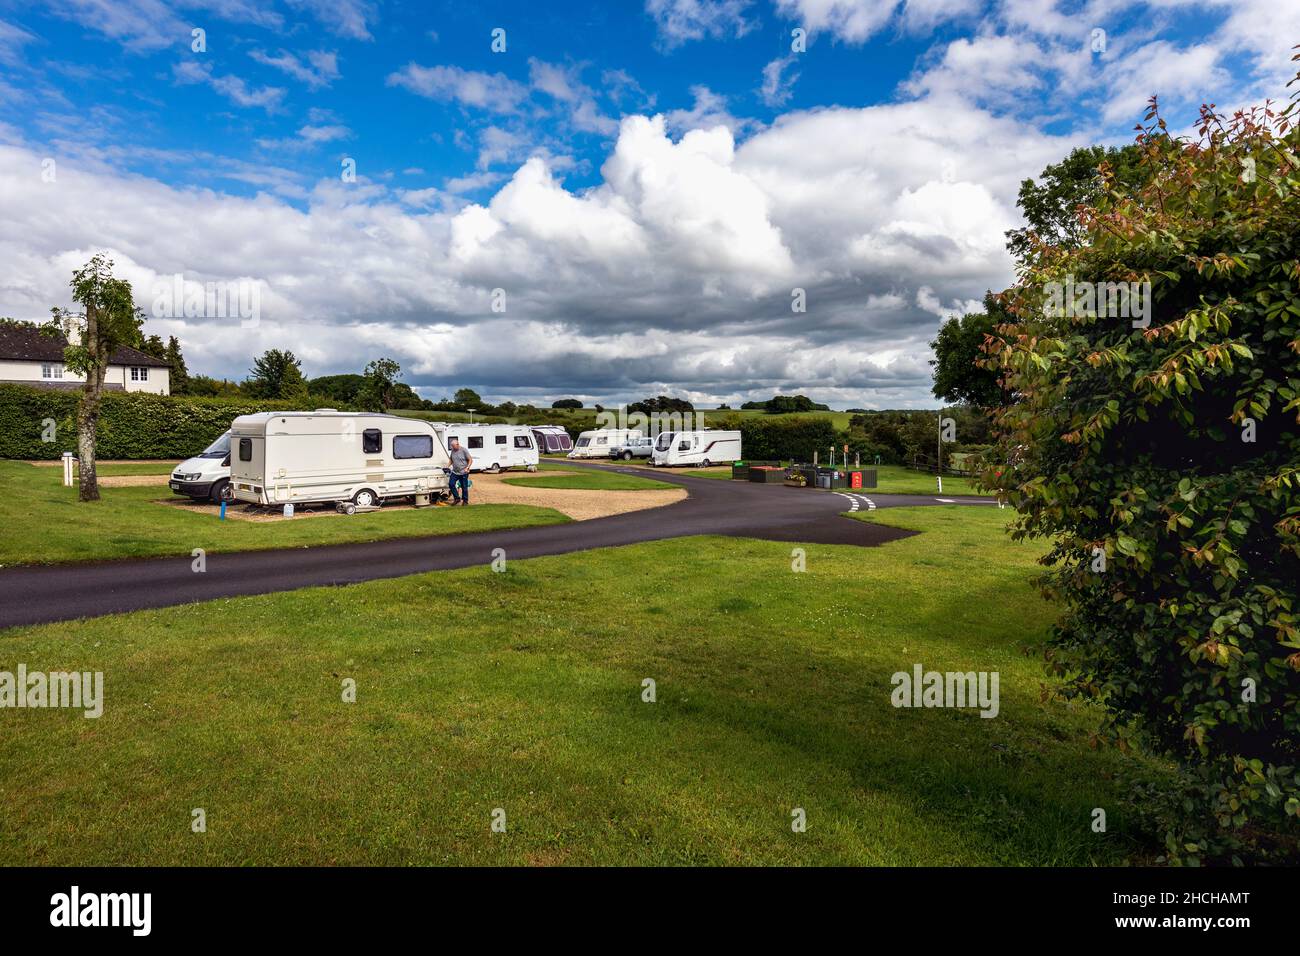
651, 429, 742, 467
567, 428, 643, 459
229, 410, 451, 508
432, 423, 539, 472
169, 428, 237, 503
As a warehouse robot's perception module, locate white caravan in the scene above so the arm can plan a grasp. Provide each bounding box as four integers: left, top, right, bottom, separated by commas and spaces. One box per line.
651, 429, 742, 468
433, 423, 539, 472
229, 410, 451, 508
530, 424, 573, 455
567, 428, 643, 459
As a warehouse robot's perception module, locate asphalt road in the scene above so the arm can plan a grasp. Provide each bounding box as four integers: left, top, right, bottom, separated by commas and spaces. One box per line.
0, 461, 995, 629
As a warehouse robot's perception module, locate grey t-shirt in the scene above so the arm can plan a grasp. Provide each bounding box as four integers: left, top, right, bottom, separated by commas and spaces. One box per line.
449, 448, 471, 474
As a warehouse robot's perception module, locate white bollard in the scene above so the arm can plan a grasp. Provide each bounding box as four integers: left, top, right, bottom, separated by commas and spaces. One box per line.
937, 475, 943, 494
62, 451, 74, 487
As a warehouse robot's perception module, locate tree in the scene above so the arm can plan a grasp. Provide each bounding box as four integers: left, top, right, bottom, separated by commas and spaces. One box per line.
245, 349, 307, 400
551, 398, 582, 409
987, 87, 1300, 861
44, 254, 146, 501
454, 387, 481, 407
358, 357, 401, 411
188, 375, 244, 398
308, 373, 366, 405
627, 395, 695, 415
1005, 143, 1146, 261
742, 394, 830, 413
929, 292, 1007, 406
165, 336, 189, 395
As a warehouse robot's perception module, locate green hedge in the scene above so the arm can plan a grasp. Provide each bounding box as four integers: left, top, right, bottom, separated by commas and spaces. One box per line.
739, 416, 839, 462
0, 384, 304, 460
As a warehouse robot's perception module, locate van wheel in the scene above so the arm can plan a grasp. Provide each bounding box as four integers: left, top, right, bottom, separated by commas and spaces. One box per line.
209, 479, 230, 504
621, 451, 633, 460
352, 489, 378, 508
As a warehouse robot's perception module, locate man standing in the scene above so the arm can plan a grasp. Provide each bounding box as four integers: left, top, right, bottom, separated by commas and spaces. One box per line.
447, 437, 472, 505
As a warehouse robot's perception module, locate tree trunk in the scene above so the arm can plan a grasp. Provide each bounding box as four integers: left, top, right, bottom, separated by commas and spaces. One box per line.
77, 305, 104, 502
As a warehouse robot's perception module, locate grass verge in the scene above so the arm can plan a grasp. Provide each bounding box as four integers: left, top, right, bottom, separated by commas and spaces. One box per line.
0, 461, 568, 567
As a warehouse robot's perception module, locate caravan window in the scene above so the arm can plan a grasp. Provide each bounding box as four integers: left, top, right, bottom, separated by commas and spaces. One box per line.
239, 438, 252, 461
514, 435, 532, 449
576, 437, 590, 447
678, 440, 691, 451
596, 436, 607, 445
495, 435, 507, 445
468, 436, 484, 449
393, 435, 433, 459
362, 429, 382, 454
656, 433, 674, 451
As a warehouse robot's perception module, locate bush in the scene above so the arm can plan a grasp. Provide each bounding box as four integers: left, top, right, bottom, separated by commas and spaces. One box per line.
739, 415, 838, 462
987, 91, 1300, 861
0, 384, 305, 460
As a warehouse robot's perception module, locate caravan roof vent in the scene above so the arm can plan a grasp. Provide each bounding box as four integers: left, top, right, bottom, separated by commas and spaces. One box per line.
314, 408, 339, 413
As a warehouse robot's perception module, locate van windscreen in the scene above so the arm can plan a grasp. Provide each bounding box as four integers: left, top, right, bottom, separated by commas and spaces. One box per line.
200, 432, 231, 458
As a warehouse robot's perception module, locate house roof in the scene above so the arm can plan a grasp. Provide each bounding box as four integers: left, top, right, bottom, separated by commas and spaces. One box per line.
0, 321, 172, 368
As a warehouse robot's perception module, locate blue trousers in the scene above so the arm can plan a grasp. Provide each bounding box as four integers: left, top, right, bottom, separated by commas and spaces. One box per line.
449, 472, 469, 502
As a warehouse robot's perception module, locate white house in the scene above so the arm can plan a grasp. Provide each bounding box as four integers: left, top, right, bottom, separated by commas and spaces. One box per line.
0, 321, 171, 395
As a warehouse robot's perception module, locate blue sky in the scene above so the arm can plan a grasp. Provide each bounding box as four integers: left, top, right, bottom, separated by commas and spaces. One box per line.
0, 1, 1294, 406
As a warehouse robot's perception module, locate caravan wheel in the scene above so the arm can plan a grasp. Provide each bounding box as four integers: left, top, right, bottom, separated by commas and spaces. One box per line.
352, 489, 378, 508
699, 459, 711, 469
489, 463, 502, 474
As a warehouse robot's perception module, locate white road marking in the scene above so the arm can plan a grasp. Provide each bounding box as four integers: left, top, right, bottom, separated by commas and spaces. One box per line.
935, 497, 955, 503
834, 493, 876, 512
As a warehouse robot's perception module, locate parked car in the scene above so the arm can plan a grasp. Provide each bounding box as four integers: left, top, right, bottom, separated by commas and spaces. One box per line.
170, 429, 234, 503
610, 436, 655, 460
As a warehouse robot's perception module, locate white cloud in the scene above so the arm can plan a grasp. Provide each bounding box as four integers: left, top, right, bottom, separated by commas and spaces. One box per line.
386, 64, 529, 114
760, 55, 801, 107
172, 61, 285, 112
285, 0, 375, 41
645, 0, 757, 48
0, 89, 1076, 406
249, 49, 340, 90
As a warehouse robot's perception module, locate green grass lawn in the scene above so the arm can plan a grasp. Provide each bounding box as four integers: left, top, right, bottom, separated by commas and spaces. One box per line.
501, 470, 675, 491
0, 461, 568, 567
0, 506, 1168, 865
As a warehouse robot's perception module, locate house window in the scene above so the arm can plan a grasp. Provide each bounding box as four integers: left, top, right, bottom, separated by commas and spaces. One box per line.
393, 435, 433, 459
495, 435, 507, 445
41, 363, 63, 379
130, 366, 148, 382
468, 436, 484, 449
362, 429, 382, 454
